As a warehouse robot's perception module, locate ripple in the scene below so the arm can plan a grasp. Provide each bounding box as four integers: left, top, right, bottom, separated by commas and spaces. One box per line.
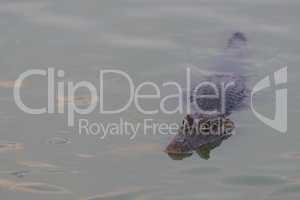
166, 193, 240, 200
82, 188, 144, 200
0, 170, 31, 178
17, 161, 58, 169
288, 176, 300, 184
76, 153, 95, 159
0, 179, 15, 189
280, 152, 300, 160
181, 166, 221, 175
57, 95, 97, 107
47, 137, 71, 145
0, 80, 29, 89
11, 182, 70, 194
107, 143, 161, 158
0, 141, 24, 153
0, 179, 69, 194
10, 170, 31, 178
223, 175, 287, 186
272, 184, 300, 196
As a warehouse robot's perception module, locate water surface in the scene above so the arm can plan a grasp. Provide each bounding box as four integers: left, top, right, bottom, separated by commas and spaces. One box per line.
0, 0, 299, 199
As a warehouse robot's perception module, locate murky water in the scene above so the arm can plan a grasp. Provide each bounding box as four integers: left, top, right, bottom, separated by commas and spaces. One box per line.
0, 0, 299, 199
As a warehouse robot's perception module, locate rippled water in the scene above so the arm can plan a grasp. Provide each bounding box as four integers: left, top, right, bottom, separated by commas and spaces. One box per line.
0, 0, 299, 199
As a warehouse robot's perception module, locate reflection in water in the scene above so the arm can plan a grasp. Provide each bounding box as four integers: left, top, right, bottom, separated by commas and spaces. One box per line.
0, 179, 69, 194
167, 152, 193, 160
288, 176, 300, 184
82, 187, 144, 200
2, 161, 60, 178
57, 95, 98, 108
11, 182, 70, 194
272, 184, 300, 196
0, 80, 29, 89
76, 153, 96, 159
17, 160, 58, 169
47, 137, 71, 144
165, 115, 234, 160
107, 143, 161, 158
181, 166, 221, 175
0, 141, 24, 153
0, 179, 16, 189
10, 170, 31, 178
223, 175, 287, 186
280, 152, 300, 160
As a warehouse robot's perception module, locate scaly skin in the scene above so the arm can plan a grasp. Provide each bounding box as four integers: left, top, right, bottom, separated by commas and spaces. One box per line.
165, 114, 234, 160
191, 32, 249, 115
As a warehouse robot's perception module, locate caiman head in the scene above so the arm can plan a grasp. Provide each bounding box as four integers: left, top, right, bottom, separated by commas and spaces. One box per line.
165, 114, 235, 160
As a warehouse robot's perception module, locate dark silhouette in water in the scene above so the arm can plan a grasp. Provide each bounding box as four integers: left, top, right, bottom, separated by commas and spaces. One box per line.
191, 32, 249, 115
165, 32, 248, 160
227, 32, 247, 48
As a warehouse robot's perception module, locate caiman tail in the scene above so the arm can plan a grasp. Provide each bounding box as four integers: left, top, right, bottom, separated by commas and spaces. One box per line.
213, 32, 249, 74
227, 32, 247, 49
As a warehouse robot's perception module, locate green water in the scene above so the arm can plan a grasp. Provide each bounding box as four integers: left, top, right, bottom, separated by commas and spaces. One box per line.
0, 0, 299, 199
